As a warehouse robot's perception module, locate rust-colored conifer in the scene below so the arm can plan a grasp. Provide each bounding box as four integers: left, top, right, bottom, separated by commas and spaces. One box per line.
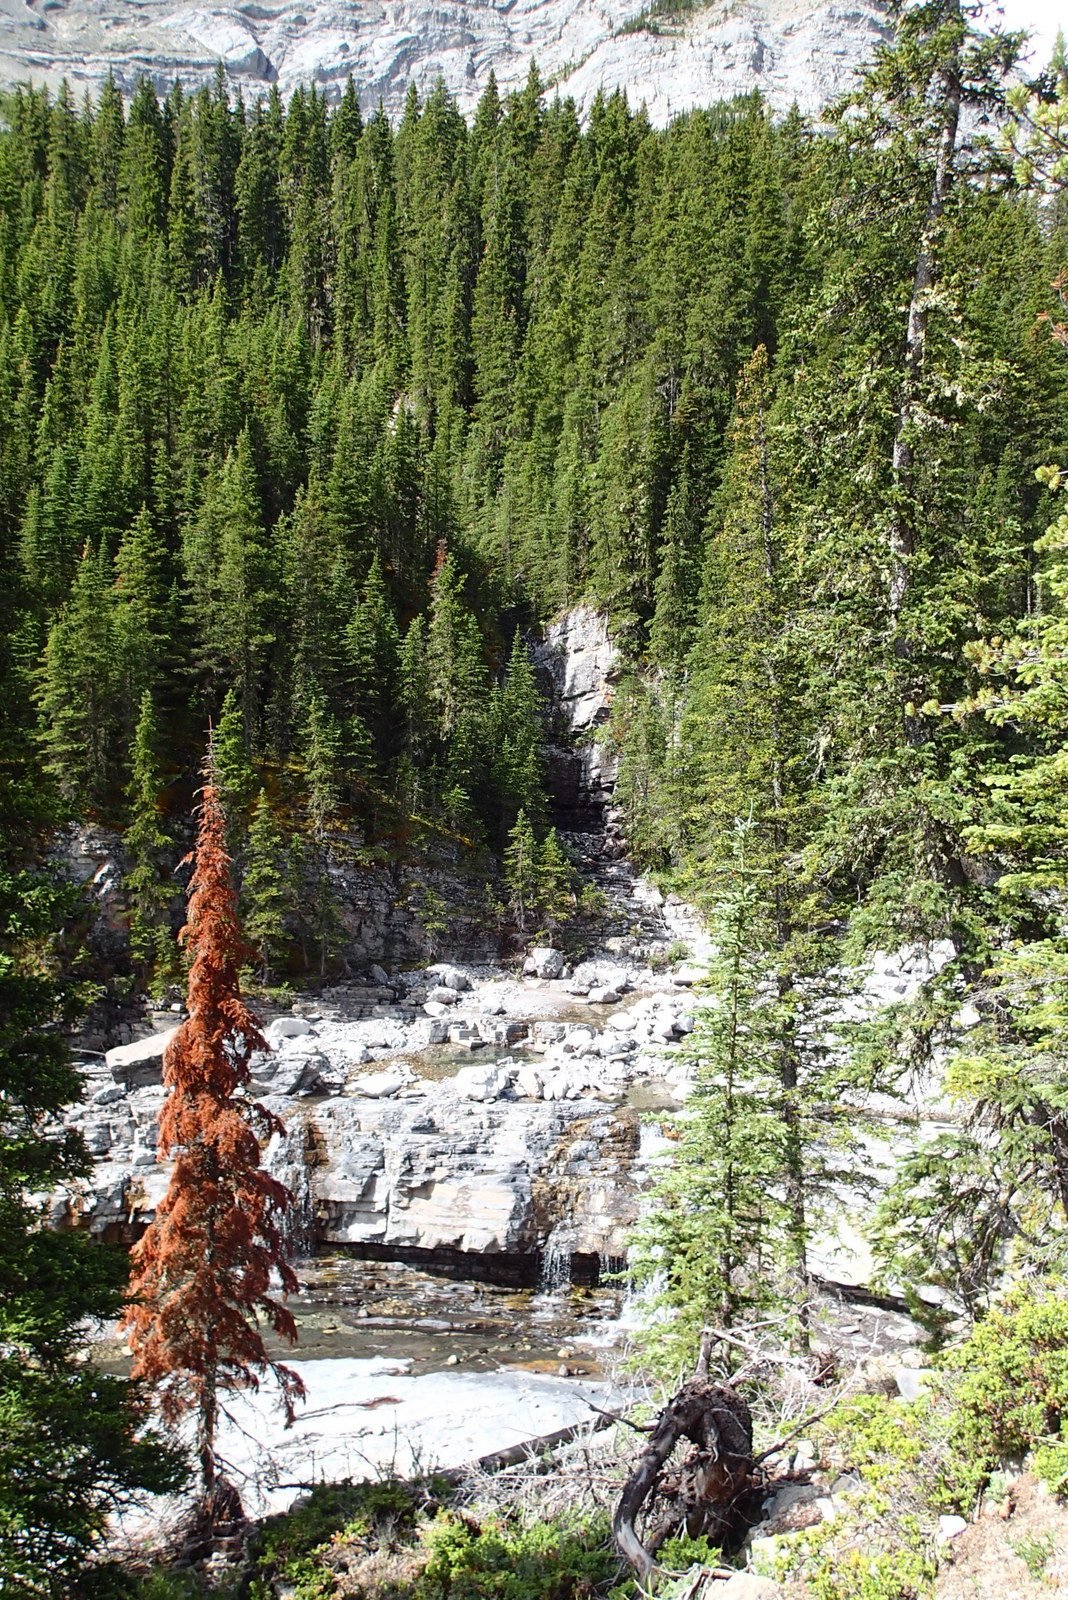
123, 749, 303, 1515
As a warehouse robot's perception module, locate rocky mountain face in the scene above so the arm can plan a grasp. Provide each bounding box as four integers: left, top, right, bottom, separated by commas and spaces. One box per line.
0, 0, 889, 123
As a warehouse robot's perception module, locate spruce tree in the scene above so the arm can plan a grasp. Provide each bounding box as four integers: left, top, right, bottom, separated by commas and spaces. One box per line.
298, 693, 343, 976
213, 686, 258, 855
537, 827, 574, 932
503, 808, 539, 937
124, 691, 178, 986
36, 541, 118, 810
628, 823, 795, 1376
244, 790, 290, 984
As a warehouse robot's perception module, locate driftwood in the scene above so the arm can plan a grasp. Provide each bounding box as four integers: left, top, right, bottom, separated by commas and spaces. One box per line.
612, 1377, 756, 1580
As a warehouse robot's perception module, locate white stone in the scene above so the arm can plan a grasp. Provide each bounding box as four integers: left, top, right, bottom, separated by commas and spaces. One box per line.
350, 1071, 404, 1099
937, 1515, 968, 1542
105, 1027, 179, 1072
894, 1367, 932, 1403
526, 947, 566, 980
515, 1068, 544, 1100
105, 1027, 179, 1087
587, 986, 621, 1006
267, 1015, 315, 1042
426, 985, 460, 1005
423, 1001, 451, 1018
428, 965, 471, 992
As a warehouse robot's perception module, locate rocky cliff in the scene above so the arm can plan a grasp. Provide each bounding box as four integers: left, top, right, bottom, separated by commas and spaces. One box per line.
0, 0, 889, 122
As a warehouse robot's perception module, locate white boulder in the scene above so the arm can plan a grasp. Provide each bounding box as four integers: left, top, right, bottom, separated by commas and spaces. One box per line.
524, 947, 566, 980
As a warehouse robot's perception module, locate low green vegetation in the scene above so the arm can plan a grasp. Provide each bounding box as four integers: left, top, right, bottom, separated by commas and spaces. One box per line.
123, 1481, 617, 1600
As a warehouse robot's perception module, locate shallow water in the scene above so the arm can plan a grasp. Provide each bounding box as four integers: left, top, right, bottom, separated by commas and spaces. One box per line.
94, 1252, 624, 1378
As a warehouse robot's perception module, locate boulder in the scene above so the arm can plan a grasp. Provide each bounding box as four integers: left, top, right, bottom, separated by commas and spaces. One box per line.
105, 1026, 180, 1089
587, 986, 621, 1006
256, 1048, 328, 1097
350, 1071, 405, 1099
267, 1015, 315, 1043
427, 985, 460, 1005
452, 1063, 513, 1101
429, 964, 471, 992
424, 1001, 451, 1019
524, 947, 566, 980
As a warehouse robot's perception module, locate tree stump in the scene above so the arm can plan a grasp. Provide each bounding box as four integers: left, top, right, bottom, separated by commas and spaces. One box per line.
613, 1379, 756, 1579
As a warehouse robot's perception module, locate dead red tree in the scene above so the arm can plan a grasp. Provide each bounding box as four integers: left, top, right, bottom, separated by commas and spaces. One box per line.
123, 750, 304, 1522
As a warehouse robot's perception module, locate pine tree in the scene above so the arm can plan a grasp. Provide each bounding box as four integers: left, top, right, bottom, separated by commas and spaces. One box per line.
213, 686, 258, 853
494, 630, 545, 828
123, 753, 304, 1516
503, 807, 539, 937
425, 546, 486, 741
298, 693, 343, 976
112, 506, 175, 743
124, 691, 178, 985
36, 540, 118, 810
244, 790, 290, 984
627, 823, 794, 1376
537, 827, 573, 932
872, 471, 1068, 1315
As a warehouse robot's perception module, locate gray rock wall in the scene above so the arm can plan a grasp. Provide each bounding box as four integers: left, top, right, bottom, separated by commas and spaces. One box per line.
0, 0, 890, 125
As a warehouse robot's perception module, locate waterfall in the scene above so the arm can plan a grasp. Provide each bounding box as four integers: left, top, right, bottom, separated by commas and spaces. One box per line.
538, 1223, 575, 1296
264, 1123, 317, 1259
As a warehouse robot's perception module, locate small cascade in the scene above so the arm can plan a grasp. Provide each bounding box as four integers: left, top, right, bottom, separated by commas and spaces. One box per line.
264, 1124, 317, 1259
538, 1223, 576, 1297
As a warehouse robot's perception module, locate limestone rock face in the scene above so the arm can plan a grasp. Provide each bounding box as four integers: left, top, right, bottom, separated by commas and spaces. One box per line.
534, 605, 621, 825
0, 0, 890, 124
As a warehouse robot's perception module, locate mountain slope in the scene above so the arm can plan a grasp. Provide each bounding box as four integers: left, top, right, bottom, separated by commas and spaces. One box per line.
0, 0, 888, 121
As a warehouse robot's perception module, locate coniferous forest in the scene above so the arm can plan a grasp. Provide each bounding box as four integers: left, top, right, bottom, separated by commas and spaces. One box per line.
5, 0, 1068, 1592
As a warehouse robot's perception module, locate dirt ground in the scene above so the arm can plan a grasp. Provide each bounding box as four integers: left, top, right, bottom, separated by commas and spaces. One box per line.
934, 1475, 1068, 1599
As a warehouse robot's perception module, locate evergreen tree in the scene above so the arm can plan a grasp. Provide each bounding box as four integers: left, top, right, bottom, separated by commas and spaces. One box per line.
298, 693, 343, 976
537, 827, 573, 931
124, 691, 178, 985
244, 790, 290, 984
212, 686, 258, 856
628, 823, 797, 1375
503, 807, 539, 936
36, 541, 117, 810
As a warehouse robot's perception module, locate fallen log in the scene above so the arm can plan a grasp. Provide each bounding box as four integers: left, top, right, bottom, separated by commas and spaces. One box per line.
613, 1351, 757, 1580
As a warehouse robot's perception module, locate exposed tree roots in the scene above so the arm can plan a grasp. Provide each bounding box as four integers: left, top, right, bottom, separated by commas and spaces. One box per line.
613, 1361, 760, 1579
